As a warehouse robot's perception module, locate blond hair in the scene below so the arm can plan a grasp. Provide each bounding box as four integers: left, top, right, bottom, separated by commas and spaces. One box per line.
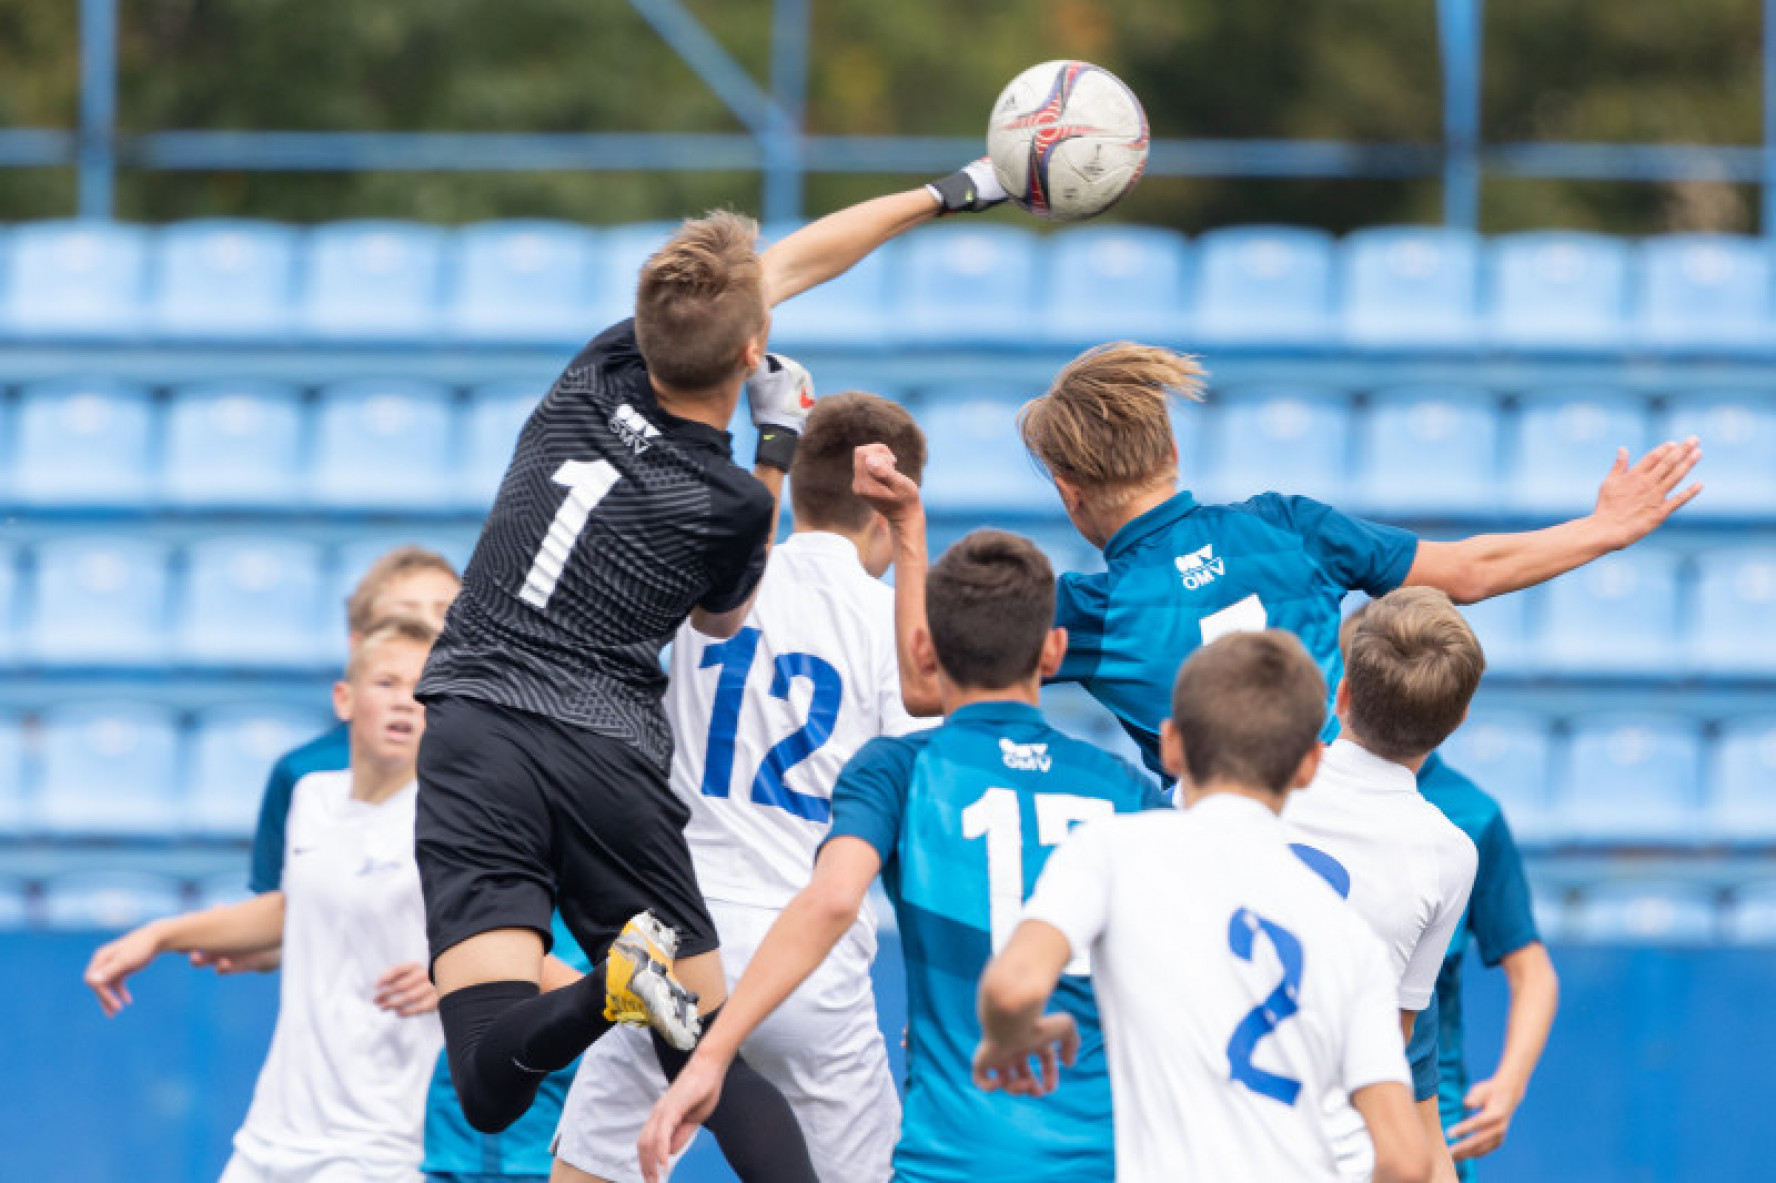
1017, 343, 1206, 508
634, 211, 767, 392
346, 546, 459, 636
344, 615, 438, 681
1340, 587, 1487, 760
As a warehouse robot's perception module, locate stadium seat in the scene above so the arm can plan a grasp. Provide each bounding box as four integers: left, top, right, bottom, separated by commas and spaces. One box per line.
897, 225, 1042, 344
1040, 225, 1192, 345
916, 389, 1061, 513
0, 545, 17, 663
1436, 713, 1555, 841
1193, 226, 1336, 344
26, 536, 172, 665
11, 381, 156, 505
1199, 386, 1351, 503
1567, 880, 1718, 945
1354, 386, 1499, 513
0, 714, 25, 833
445, 220, 601, 343
177, 537, 328, 667
1452, 585, 1537, 675
1692, 549, 1776, 674
1340, 226, 1481, 345
1555, 715, 1703, 842
187, 704, 332, 836
0, 875, 30, 929
34, 702, 183, 837
1530, 888, 1568, 944
1723, 880, 1776, 945
149, 219, 299, 339
298, 220, 447, 339
1636, 234, 1773, 346
1658, 395, 1776, 513
162, 382, 306, 506
1536, 549, 1682, 673
193, 870, 254, 911
309, 380, 456, 507
460, 383, 536, 508
1507, 390, 1651, 514
586, 222, 677, 330
0, 220, 149, 337
768, 221, 897, 347
40, 870, 185, 931
1485, 231, 1630, 347
1703, 717, 1776, 841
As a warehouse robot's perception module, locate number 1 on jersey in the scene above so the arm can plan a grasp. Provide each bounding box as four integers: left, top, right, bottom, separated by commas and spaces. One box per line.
521, 460, 621, 610
962, 788, 1113, 975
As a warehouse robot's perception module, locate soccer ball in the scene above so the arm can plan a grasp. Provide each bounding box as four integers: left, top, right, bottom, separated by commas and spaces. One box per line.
986, 60, 1150, 222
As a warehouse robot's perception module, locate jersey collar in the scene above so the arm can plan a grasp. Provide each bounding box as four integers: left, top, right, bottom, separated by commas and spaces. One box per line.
1103, 489, 1200, 565
779, 530, 862, 566
947, 700, 1046, 728
1319, 737, 1420, 796
1186, 791, 1284, 831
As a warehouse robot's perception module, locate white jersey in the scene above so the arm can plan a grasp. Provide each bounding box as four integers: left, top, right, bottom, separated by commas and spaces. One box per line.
1025, 794, 1411, 1183
667, 530, 924, 911
228, 771, 441, 1183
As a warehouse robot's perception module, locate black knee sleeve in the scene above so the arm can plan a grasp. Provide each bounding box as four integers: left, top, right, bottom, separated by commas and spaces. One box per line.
439, 967, 611, 1135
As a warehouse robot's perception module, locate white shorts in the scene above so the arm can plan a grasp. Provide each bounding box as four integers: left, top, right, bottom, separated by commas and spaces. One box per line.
219, 1148, 421, 1183
553, 897, 899, 1183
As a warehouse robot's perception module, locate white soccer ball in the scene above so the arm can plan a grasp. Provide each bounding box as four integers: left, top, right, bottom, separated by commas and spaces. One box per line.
986, 60, 1150, 222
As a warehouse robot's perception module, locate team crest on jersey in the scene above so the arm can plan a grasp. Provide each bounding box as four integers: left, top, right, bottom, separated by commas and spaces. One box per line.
1000, 737, 1053, 772
610, 403, 661, 453
1175, 544, 1225, 590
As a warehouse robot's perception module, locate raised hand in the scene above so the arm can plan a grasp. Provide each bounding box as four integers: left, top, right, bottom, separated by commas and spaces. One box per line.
1591, 437, 1703, 549
926, 158, 1010, 215
852, 442, 922, 524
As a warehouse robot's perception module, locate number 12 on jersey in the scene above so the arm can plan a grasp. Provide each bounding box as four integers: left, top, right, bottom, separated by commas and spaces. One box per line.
698, 626, 843, 823
963, 787, 1112, 975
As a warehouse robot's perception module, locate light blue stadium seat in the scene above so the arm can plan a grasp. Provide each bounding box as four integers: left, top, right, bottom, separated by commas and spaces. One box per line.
34, 702, 183, 837
150, 219, 298, 339
1453, 586, 1537, 675
187, 704, 332, 836
460, 383, 536, 508
586, 222, 677, 330
12, 381, 155, 505
1636, 234, 1773, 346
309, 381, 456, 507
1486, 231, 1630, 347
0, 545, 17, 663
1723, 880, 1776, 944
446, 220, 601, 343
1567, 881, 1718, 945
1536, 549, 1682, 673
916, 389, 1059, 513
1340, 226, 1481, 345
0, 220, 149, 337
162, 382, 305, 506
194, 870, 254, 911
298, 220, 447, 339
1200, 386, 1351, 503
1693, 549, 1776, 674
1508, 390, 1651, 513
177, 537, 328, 668
1555, 715, 1703, 842
897, 225, 1042, 344
41, 870, 186, 931
0, 875, 29, 928
1040, 225, 1191, 345
27, 536, 172, 665
1355, 387, 1499, 513
1437, 713, 1555, 841
1658, 395, 1776, 513
0, 714, 25, 833
1193, 226, 1335, 344
768, 221, 896, 347
1705, 718, 1776, 842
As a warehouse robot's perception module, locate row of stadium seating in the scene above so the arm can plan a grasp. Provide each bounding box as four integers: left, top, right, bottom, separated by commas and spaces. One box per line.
2, 380, 1773, 514
6, 218, 1776, 348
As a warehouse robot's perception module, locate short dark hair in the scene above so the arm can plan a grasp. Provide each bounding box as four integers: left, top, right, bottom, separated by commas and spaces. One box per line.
634, 211, 766, 392
790, 393, 927, 532
1340, 587, 1486, 760
1171, 630, 1327, 793
925, 530, 1055, 690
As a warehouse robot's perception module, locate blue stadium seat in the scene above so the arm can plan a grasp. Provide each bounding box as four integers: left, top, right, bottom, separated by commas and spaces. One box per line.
40, 870, 185, 931
916, 389, 1060, 513
1530, 885, 1568, 944
1508, 390, 1651, 513
0, 220, 148, 337
1693, 549, 1776, 674
1200, 386, 1351, 503
149, 219, 298, 339
194, 870, 254, 911
586, 222, 677, 330
0, 714, 25, 833
1437, 713, 1555, 841
177, 537, 328, 668
1453, 586, 1537, 675
162, 382, 305, 506
768, 221, 896, 348
1486, 231, 1630, 347
34, 702, 183, 837
897, 225, 1041, 344
1658, 395, 1776, 514
27, 536, 172, 665
1040, 225, 1192, 345
309, 380, 456, 507
446, 220, 601, 343
1193, 226, 1336, 344
187, 704, 332, 836
1705, 718, 1776, 842
1555, 715, 1703, 842
1723, 880, 1776, 945
1536, 549, 1682, 673
0, 875, 29, 929
1354, 387, 1499, 513
1340, 226, 1481, 345
1567, 881, 1718, 945
12, 381, 155, 505
460, 383, 536, 508
0, 545, 17, 663
1636, 234, 1773, 346
298, 220, 447, 339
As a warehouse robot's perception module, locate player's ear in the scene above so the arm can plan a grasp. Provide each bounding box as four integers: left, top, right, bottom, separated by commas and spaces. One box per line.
1160, 720, 1185, 780
1051, 474, 1084, 514
910, 626, 940, 677
738, 329, 767, 377
1289, 740, 1325, 790
332, 680, 354, 725
1333, 676, 1351, 717
1037, 627, 1068, 678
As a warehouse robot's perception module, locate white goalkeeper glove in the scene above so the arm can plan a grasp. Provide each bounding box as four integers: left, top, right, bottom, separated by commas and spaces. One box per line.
745, 352, 814, 471
926, 158, 1009, 215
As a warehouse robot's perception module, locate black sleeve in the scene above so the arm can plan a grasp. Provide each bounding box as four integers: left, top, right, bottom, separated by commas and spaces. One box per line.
700, 470, 774, 614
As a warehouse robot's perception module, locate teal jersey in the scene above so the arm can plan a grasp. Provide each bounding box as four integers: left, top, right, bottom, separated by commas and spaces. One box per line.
1053, 490, 1417, 775
826, 701, 1166, 1183
422, 914, 593, 1178
248, 723, 350, 893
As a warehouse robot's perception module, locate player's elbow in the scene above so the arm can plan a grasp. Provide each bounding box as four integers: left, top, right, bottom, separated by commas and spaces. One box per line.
1372, 1141, 1434, 1183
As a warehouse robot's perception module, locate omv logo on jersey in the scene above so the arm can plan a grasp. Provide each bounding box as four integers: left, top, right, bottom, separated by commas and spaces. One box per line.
609, 402, 660, 453
1000, 737, 1053, 772
1175, 544, 1225, 590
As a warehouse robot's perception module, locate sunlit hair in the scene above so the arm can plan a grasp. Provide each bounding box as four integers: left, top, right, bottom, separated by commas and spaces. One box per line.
790, 393, 927, 532
1171, 630, 1326, 793
344, 615, 438, 682
634, 210, 767, 392
1340, 587, 1486, 760
346, 546, 459, 636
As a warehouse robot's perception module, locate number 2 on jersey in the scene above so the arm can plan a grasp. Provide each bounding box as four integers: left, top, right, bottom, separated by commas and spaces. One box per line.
962, 787, 1113, 975
1225, 906, 1305, 1105
520, 460, 621, 610
699, 627, 841, 822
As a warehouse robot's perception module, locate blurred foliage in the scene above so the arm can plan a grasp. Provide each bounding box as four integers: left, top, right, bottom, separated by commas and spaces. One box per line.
0, 0, 1763, 231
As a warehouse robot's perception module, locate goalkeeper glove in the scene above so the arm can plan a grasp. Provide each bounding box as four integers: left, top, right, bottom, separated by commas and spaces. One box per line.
926, 158, 1009, 215
745, 352, 815, 471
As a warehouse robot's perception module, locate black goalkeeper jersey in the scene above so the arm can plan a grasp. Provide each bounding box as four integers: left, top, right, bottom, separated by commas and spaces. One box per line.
418, 319, 773, 771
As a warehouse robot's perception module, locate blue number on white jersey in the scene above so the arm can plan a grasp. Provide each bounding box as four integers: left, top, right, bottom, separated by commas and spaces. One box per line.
698, 625, 844, 821
1226, 907, 1306, 1105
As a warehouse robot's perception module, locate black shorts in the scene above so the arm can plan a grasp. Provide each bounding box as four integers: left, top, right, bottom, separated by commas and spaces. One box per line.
415, 695, 718, 966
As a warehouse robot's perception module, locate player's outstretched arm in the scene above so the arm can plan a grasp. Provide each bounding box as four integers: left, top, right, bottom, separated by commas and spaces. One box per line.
84, 892, 287, 1016
853, 443, 944, 716
975, 920, 1080, 1097
1404, 438, 1701, 603
1353, 1081, 1434, 1183
1449, 941, 1558, 1161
